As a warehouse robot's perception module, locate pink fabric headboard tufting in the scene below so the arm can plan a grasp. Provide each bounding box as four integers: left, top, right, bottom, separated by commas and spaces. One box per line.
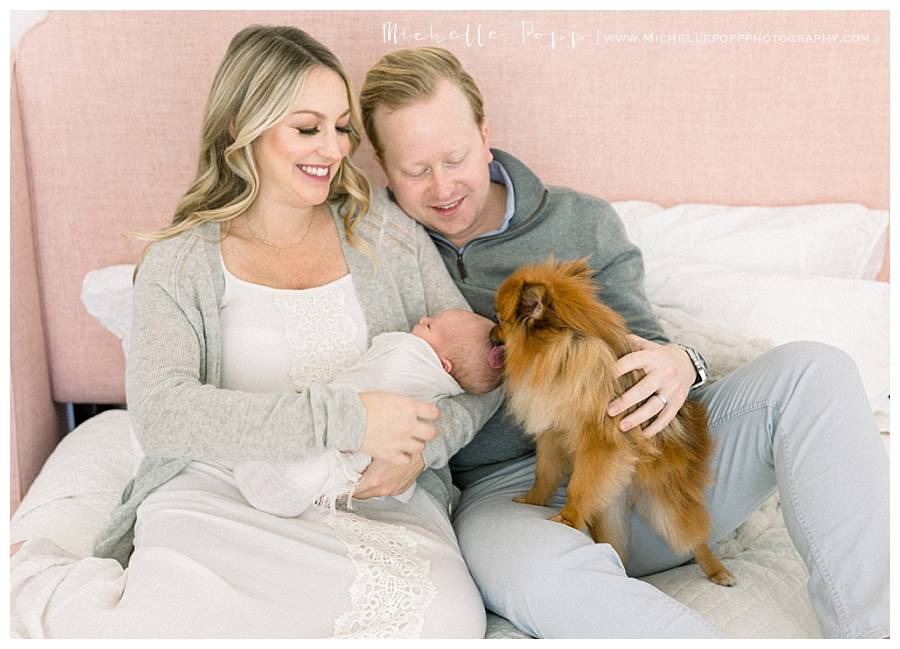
11, 10, 889, 507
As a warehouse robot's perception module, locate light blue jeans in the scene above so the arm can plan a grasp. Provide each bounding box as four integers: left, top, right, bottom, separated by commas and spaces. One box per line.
453, 342, 889, 638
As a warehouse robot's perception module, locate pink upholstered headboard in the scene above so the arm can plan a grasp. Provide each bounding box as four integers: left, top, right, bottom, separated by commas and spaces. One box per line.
11, 10, 888, 504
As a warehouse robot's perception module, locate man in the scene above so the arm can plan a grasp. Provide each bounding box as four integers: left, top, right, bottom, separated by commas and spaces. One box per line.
354, 47, 888, 639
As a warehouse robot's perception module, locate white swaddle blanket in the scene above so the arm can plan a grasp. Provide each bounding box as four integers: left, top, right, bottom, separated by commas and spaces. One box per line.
234, 332, 464, 516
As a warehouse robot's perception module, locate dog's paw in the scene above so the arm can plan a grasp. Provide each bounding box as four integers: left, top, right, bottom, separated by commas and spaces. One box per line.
708, 568, 736, 587
513, 493, 545, 506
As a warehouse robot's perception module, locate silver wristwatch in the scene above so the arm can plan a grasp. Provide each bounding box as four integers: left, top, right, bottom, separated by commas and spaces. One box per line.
677, 344, 709, 389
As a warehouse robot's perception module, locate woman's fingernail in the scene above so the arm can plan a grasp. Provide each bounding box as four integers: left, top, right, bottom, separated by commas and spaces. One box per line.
620, 419, 631, 430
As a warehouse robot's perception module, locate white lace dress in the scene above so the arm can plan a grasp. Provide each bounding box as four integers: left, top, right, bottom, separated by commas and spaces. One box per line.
10, 263, 485, 639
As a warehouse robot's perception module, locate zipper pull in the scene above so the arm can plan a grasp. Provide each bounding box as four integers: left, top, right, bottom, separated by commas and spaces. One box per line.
456, 252, 467, 280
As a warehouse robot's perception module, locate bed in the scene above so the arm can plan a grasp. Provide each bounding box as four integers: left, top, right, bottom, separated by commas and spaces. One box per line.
10, 10, 889, 639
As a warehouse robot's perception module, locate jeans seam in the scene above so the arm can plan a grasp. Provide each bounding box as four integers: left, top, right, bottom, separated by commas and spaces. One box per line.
778, 415, 851, 638
709, 398, 859, 637
706, 399, 778, 432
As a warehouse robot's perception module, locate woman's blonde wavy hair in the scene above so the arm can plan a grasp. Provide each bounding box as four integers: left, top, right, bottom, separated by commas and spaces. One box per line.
133, 25, 370, 253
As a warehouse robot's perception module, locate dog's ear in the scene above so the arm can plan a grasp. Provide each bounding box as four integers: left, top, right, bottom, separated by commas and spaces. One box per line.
518, 282, 549, 324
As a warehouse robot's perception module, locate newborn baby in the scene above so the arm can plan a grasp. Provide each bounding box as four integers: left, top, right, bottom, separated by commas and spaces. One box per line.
234, 308, 501, 517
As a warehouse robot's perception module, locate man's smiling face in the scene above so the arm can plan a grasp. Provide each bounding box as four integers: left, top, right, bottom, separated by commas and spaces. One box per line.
374, 79, 496, 248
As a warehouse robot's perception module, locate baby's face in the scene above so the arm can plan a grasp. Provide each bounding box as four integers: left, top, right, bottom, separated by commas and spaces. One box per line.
412, 309, 487, 359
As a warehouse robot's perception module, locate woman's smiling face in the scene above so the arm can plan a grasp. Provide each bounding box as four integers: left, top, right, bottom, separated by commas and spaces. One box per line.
252, 66, 353, 210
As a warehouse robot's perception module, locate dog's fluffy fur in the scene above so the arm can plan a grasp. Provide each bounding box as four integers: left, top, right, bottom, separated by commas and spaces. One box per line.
491, 257, 734, 586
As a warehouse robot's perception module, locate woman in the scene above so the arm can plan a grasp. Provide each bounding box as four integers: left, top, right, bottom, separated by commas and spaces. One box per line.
11, 25, 497, 638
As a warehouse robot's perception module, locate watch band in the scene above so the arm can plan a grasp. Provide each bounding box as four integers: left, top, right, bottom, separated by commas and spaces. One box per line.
676, 344, 709, 389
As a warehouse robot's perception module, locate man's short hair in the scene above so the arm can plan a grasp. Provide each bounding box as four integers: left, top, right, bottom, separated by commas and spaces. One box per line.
360, 47, 485, 159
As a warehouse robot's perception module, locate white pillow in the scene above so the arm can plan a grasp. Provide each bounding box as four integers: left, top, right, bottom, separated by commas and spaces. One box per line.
81, 264, 135, 355
643, 255, 890, 429
610, 200, 664, 221
616, 203, 888, 280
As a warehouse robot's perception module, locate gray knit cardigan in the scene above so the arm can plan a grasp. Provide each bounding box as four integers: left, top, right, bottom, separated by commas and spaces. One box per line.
93, 192, 502, 567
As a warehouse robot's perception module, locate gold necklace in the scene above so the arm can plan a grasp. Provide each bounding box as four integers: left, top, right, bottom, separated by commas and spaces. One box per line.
246, 208, 317, 250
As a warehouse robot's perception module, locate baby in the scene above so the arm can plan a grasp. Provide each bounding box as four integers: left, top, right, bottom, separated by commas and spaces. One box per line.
234, 308, 501, 517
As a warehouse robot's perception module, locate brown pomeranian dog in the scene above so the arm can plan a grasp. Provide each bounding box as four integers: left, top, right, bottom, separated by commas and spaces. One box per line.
490, 257, 734, 586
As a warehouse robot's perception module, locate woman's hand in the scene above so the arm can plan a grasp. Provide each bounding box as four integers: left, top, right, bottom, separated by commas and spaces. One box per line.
358, 392, 440, 464
354, 454, 424, 499
606, 335, 697, 438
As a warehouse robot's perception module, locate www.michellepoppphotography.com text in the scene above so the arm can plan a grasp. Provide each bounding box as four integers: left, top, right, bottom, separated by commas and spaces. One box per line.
382, 20, 871, 50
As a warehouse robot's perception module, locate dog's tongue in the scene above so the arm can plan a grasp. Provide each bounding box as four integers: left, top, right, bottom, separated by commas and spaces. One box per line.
488, 344, 505, 369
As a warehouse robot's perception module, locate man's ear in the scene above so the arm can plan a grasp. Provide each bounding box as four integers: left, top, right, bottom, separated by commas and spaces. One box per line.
480, 118, 493, 163
440, 356, 453, 374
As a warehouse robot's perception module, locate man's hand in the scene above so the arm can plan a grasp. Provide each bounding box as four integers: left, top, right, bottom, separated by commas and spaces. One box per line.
354, 453, 425, 499
606, 335, 697, 438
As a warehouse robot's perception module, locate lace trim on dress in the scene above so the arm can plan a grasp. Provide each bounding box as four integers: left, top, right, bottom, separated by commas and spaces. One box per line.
273, 286, 360, 389
272, 277, 435, 637
328, 507, 437, 638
